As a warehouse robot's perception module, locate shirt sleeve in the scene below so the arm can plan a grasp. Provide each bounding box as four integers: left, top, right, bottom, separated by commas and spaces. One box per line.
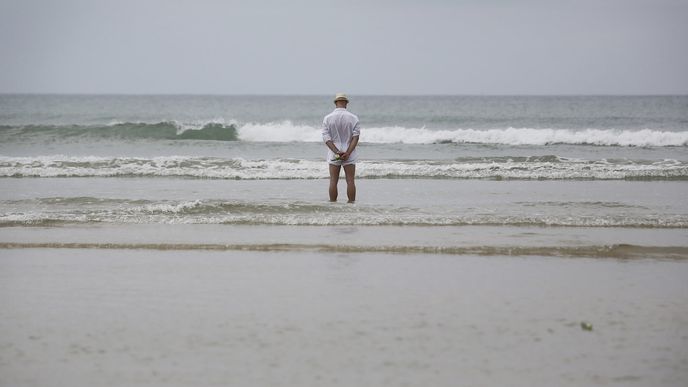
352, 119, 361, 137
322, 117, 331, 142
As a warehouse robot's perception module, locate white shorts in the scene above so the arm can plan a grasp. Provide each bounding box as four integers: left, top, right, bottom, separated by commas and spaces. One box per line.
328, 158, 356, 166
326, 149, 358, 166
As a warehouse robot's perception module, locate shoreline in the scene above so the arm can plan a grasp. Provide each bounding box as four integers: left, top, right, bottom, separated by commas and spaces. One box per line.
1, 223, 687, 259
1, 242, 688, 260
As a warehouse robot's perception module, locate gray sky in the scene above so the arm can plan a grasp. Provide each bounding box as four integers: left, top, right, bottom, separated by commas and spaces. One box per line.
1, 0, 687, 95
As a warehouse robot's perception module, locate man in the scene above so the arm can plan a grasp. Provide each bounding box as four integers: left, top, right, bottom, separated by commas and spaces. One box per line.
322, 93, 360, 203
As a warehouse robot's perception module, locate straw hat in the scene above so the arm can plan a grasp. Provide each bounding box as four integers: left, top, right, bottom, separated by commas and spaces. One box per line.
333, 93, 349, 103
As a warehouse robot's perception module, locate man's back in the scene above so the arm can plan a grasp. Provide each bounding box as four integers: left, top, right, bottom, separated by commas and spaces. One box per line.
322, 108, 361, 160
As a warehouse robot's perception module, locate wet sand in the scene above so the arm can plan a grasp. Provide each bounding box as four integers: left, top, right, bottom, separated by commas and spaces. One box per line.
1, 224, 687, 258
1, 248, 687, 386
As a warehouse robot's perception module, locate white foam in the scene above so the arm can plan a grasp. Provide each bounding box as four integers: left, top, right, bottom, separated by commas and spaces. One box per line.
139, 200, 204, 213
2, 210, 686, 228
235, 123, 688, 146
238, 121, 322, 142
1, 155, 686, 180
177, 118, 237, 132
364, 127, 688, 146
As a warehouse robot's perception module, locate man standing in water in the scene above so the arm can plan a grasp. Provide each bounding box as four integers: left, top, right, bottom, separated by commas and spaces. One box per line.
322, 93, 360, 203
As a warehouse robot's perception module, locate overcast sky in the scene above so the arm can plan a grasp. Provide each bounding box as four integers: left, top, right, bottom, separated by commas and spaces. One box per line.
1, 0, 686, 95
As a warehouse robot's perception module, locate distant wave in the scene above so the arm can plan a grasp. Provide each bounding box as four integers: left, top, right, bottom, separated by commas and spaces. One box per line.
1, 198, 686, 228
0, 121, 238, 141
2, 121, 687, 146
379, 127, 687, 147
1, 155, 687, 180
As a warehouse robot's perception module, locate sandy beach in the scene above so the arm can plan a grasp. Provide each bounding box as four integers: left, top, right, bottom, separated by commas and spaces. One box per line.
1, 246, 687, 386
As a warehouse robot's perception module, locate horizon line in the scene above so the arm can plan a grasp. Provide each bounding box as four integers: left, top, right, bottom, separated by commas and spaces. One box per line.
2, 92, 688, 97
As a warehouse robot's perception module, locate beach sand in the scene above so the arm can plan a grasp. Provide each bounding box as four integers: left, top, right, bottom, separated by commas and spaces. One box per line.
1, 247, 687, 386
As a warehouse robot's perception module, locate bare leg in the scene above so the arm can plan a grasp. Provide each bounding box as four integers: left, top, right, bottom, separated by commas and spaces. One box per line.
343, 164, 356, 203
328, 164, 341, 202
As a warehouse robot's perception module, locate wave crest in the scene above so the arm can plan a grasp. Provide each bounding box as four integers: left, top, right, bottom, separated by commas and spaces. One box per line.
3, 121, 686, 146
1, 155, 687, 180
1, 198, 686, 228
4, 121, 238, 141
235, 123, 688, 146
358, 126, 688, 146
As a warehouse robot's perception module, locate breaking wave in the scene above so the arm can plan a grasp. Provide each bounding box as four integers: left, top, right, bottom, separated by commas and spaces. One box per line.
1, 155, 686, 180
0, 121, 238, 141
1, 198, 686, 228
364, 127, 688, 146
237, 122, 688, 146
1, 121, 687, 146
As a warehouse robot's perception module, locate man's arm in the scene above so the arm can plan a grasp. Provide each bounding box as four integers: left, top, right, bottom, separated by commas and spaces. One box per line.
325, 140, 342, 155
341, 118, 361, 159
341, 135, 359, 160
322, 118, 342, 156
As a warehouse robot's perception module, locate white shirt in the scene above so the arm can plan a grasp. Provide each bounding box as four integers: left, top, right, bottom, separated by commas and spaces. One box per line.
321, 108, 361, 165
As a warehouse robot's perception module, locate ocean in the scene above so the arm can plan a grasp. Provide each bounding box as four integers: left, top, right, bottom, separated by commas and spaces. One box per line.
2, 94, 688, 386
0, 94, 687, 232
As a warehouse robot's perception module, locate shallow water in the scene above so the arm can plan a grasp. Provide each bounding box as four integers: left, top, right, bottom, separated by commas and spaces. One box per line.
1, 178, 687, 230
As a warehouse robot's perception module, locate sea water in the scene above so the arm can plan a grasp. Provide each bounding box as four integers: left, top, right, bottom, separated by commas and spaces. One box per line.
0, 94, 687, 251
